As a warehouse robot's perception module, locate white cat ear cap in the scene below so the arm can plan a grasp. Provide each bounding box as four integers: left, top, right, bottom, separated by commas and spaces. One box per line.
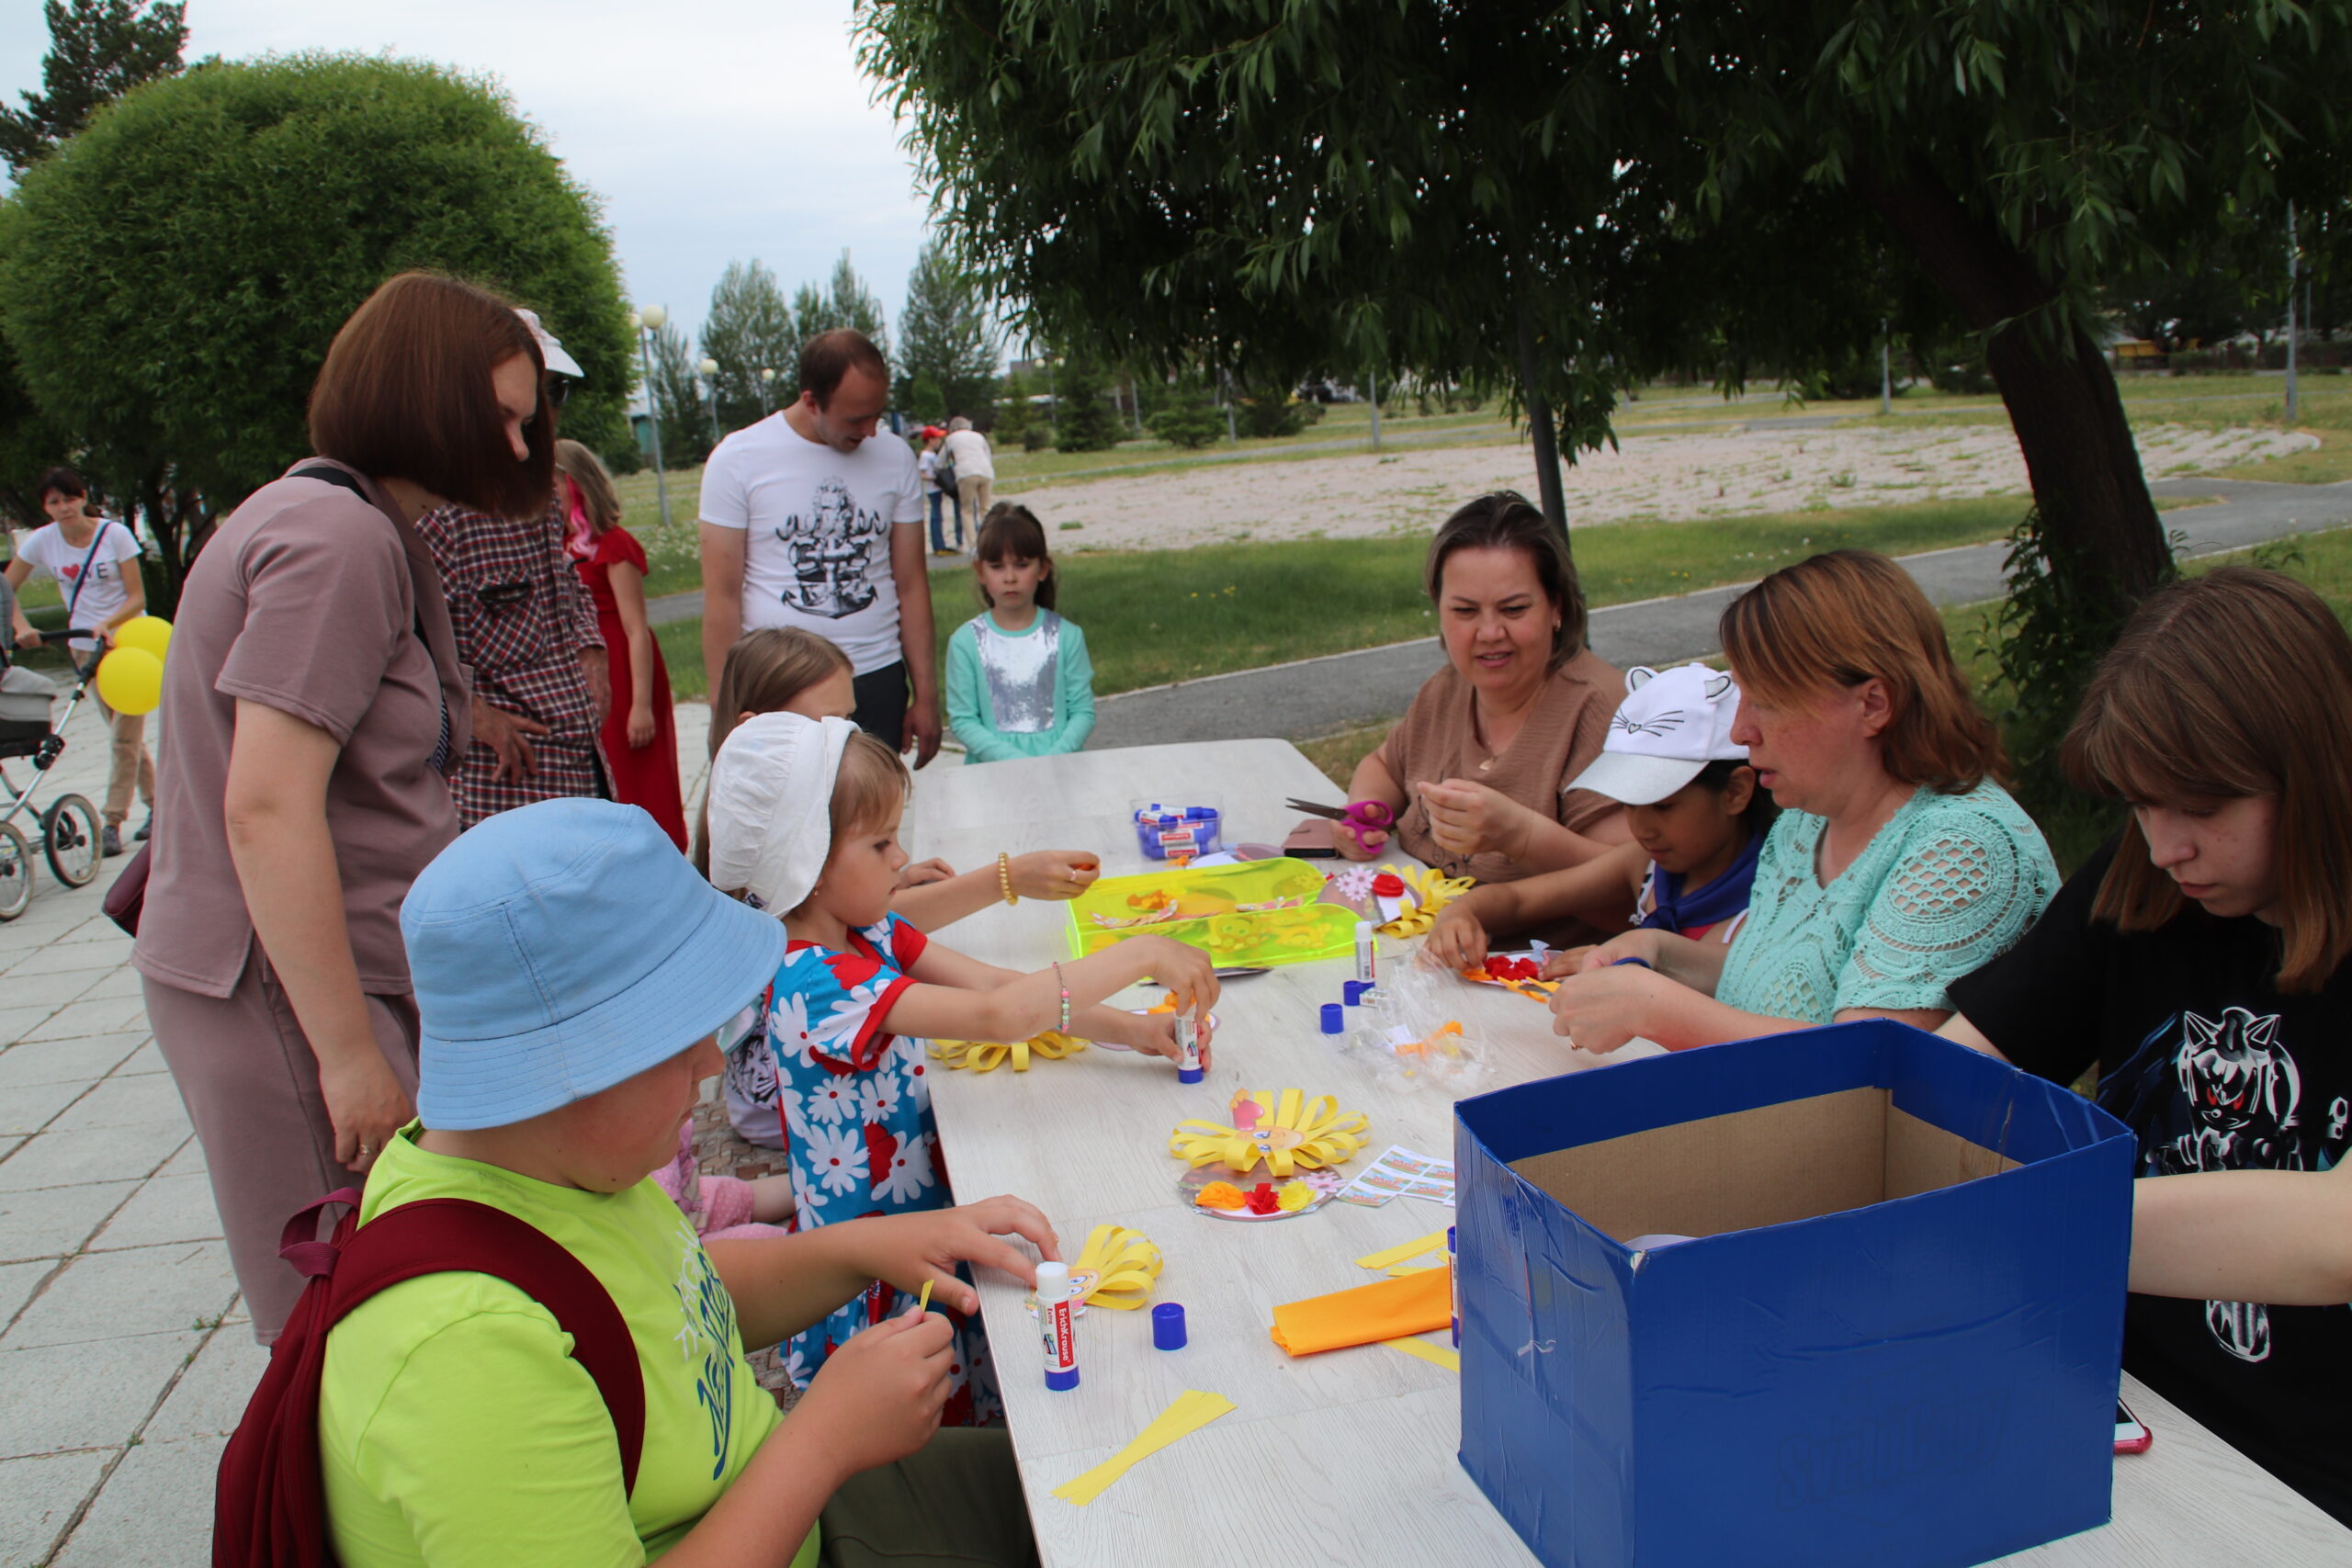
1565, 663, 1747, 806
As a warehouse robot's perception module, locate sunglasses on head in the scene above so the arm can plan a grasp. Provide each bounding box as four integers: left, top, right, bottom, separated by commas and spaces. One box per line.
546, 375, 573, 409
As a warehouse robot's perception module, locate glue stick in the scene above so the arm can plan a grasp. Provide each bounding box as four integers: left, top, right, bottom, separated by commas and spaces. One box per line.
1354, 920, 1378, 989
1174, 1010, 1204, 1084
1035, 1262, 1080, 1391
1447, 1225, 1460, 1349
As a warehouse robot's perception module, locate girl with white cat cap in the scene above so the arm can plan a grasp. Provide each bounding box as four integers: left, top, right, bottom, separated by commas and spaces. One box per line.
706, 712, 1218, 1417
1427, 662, 1773, 972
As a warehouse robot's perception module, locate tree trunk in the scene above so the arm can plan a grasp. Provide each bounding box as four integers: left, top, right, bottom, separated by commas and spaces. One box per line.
1855, 155, 2171, 616
1516, 305, 1570, 549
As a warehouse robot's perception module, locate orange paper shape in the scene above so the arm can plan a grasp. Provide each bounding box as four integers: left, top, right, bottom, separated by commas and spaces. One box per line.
1269, 1267, 1453, 1357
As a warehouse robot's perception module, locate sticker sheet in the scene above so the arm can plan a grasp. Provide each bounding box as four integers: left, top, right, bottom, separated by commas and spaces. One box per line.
1335, 1145, 1456, 1208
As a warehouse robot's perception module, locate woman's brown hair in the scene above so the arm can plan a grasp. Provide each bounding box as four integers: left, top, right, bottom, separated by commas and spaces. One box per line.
2064, 566, 2352, 991
1720, 548, 2001, 794
553, 439, 621, 534
975, 502, 1055, 611
1423, 491, 1588, 671
309, 272, 554, 519
693, 628, 856, 874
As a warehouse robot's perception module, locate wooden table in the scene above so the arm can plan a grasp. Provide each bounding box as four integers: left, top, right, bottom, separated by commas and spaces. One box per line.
909, 740, 2352, 1566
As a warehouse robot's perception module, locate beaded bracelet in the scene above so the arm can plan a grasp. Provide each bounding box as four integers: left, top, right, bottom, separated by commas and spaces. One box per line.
998, 852, 1017, 905
1052, 960, 1071, 1032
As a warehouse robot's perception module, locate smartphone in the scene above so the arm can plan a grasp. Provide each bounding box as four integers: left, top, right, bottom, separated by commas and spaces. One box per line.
2115, 1398, 2153, 1454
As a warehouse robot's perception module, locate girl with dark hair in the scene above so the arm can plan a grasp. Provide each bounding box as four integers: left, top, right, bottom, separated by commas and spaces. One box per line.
943, 502, 1095, 761
133, 271, 553, 1342
1330, 491, 1633, 902
1942, 566, 2352, 1526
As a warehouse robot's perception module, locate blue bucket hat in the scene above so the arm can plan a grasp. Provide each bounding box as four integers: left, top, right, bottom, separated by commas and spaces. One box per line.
401, 798, 786, 1131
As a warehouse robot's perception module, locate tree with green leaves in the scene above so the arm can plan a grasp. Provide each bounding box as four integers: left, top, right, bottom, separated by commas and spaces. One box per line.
0, 52, 632, 608
701, 259, 797, 430
0, 0, 186, 175
1049, 352, 1123, 453
858, 0, 2352, 626
645, 318, 714, 467
1148, 375, 1221, 450
782, 251, 891, 404
898, 237, 1000, 424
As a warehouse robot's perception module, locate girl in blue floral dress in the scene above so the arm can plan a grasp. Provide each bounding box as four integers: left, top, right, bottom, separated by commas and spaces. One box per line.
704, 712, 1219, 1423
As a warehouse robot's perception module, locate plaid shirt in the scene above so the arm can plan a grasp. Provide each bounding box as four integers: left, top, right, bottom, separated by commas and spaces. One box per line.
416, 491, 607, 826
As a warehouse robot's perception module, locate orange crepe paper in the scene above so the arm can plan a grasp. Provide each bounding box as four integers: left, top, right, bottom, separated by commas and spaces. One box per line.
1269, 1266, 1453, 1357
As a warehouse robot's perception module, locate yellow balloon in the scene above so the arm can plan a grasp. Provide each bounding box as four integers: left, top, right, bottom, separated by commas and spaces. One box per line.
95, 648, 164, 716
112, 615, 172, 661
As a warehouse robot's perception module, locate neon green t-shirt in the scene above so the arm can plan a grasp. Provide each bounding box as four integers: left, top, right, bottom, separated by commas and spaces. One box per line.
318, 1124, 814, 1567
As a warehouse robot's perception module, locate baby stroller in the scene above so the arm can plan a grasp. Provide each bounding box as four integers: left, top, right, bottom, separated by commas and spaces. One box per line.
0, 654, 105, 921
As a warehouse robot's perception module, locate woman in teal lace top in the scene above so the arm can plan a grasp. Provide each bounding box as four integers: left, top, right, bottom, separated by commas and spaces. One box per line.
1544, 549, 2058, 1052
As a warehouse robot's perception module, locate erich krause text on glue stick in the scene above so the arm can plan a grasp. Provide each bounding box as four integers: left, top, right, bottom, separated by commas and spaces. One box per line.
1035, 1261, 1080, 1390
1175, 1011, 1203, 1084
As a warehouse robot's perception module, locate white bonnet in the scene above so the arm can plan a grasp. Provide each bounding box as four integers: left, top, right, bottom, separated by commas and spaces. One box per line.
706, 712, 856, 911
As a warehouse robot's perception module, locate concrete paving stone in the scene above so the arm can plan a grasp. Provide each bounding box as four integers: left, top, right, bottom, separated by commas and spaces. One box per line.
0, 1182, 137, 1263
46, 1074, 187, 1134
20, 995, 149, 1045
3, 1242, 236, 1349
0, 1260, 52, 1328
11, 940, 130, 976
0, 966, 112, 1012
88, 1175, 220, 1252
154, 1135, 203, 1179
0, 1122, 184, 1193
146, 1329, 267, 1441
51, 1431, 224, 1568
48, 919, 131, 953
0, 1034, 145, 1090
0, 1449, 111, 1568
0, 1328, 200, 1459
109, 1040, 164, 1076
0, 1006, 56, 1049
0, 1078, 89, 1136
69, 967, 143, 1004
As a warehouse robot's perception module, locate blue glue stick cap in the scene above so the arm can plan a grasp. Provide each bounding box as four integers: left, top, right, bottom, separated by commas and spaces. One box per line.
1319, 1002, 1344, 1034
1178, 1065, 1204, 1084
1152, 1301, 1188, 1350
1344, 980, 1372, 1006
1046, 1365, 1080, 1391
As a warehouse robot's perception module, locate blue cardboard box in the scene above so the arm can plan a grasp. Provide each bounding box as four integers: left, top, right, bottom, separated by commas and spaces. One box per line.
1454, 1021, 2134, 1568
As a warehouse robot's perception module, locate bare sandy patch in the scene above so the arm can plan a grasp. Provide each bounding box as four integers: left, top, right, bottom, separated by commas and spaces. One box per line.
1000, 422, 2315, 551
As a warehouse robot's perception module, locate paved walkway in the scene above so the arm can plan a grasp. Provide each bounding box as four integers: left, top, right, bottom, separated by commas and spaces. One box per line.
1088, 476, 2352, 748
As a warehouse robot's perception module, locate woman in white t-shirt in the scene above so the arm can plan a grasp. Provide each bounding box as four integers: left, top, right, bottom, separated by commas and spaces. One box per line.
6, 467, 153, 854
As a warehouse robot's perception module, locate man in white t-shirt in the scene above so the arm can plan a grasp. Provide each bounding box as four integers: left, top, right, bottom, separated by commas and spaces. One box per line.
6, 467, 155, 852
942, 416, 995, 533
698, 330, 940, 763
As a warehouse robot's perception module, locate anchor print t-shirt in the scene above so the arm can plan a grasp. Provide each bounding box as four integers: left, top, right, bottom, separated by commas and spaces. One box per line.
700, 415, 923, 675
319, 1124, 811, 1568
1950, 838, 2352, 1527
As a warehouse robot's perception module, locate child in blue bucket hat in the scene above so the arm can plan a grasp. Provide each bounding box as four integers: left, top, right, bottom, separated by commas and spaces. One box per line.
315, 798, 1050, 1567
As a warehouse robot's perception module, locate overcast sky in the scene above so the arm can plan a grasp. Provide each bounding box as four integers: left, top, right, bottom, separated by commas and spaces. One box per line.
0, 0, 937, 345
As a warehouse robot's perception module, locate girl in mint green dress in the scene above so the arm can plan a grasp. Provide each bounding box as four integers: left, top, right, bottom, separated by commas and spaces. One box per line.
1545, 549, 2058, 1053
944, 504, 1094, 762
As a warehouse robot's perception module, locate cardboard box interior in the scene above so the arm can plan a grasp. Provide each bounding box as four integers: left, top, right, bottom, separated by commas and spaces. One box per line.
1509, 1084, 2022, 1244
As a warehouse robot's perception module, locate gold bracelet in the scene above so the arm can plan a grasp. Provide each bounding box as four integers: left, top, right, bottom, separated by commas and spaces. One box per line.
999, 852, 1017, 905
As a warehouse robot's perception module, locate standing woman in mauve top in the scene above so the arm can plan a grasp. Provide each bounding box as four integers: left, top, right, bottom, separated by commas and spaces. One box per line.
132, 273, 555, 1342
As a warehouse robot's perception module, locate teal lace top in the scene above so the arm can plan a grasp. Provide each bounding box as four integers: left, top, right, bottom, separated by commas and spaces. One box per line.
1715, 781, 2059, 1025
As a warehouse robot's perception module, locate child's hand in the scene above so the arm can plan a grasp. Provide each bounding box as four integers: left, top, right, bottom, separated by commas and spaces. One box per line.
850, 1197, 1062, 1315
1424, 902, 1490, 971
1537, 944, 1595, 980
794, 1310, 955, 1475
1125, 1009, 1215, 1071
1574, 930, 1662, 974
896, 857, 957, 889
1136, 936, 1220, 1016
1012, 851, 1102, 901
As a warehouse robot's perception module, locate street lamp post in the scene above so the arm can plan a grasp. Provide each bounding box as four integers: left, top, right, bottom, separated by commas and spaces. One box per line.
632, 305, 673, 529
760, 367, 777, 415
698, 355, 721, 447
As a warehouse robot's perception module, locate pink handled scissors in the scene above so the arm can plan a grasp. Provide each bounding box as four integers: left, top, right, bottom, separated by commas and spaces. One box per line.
1284, 796, 1395, 852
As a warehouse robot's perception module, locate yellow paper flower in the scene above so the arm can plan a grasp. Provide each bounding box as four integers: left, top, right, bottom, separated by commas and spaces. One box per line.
1170, 1089, 1371, 1179
1069, 1224, 1162, 1309
1377, 865, 1477, 939
1276, 1181, 1316, 1212
929, 1031, 1087, 1073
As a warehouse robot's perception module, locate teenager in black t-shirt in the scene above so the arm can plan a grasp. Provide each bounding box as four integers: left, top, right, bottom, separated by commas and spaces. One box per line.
1942, 568, 2352, 1527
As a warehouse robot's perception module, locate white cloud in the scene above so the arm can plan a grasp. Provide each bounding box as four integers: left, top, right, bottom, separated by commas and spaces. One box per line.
1, 0, 934, 344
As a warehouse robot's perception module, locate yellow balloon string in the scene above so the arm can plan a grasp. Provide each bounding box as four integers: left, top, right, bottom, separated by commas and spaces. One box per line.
928, 1031, 1088, 1073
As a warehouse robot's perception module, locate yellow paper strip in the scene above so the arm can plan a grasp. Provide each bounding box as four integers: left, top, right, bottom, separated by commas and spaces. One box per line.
916, 1280, 933, 1314
1356, 1230, 1451, 1271
1382, 1335, 1461, 1372
1049, 1390, 1237, 1506
1385, 1262, 1437, 1277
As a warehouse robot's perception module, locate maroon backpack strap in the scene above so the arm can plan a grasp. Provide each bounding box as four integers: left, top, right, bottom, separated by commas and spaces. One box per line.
214, 1194, 647, 1568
